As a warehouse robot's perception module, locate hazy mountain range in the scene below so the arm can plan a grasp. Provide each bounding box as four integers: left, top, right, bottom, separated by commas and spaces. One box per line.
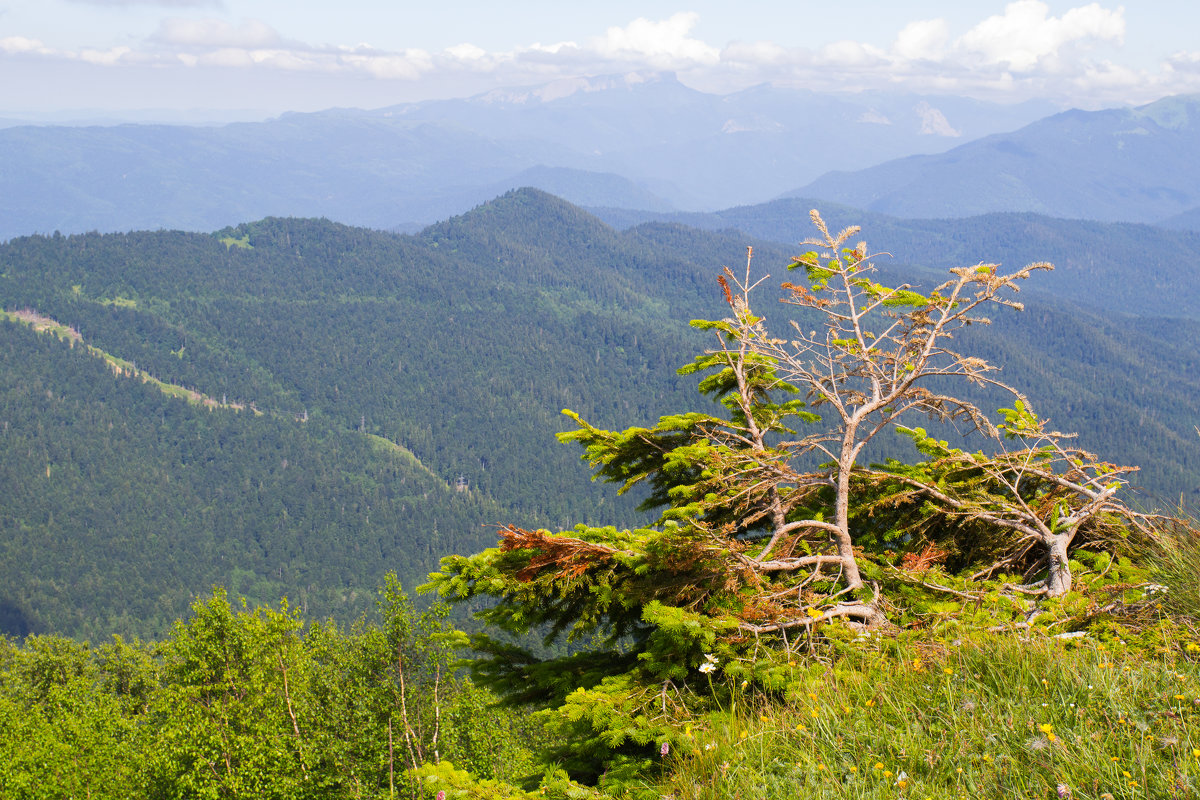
0, 73, 1059, 241
791, 94, 1200, 225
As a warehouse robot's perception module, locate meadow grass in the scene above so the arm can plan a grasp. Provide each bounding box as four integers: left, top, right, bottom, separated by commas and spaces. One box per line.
658, 635, 1200, 799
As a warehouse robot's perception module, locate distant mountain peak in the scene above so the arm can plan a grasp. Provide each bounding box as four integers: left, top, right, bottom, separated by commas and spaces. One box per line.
1132, 93, 1200, 131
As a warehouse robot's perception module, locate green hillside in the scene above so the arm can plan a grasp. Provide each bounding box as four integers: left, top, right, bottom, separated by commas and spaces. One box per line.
1, 189, 1197, 640
0, 191, 769, 638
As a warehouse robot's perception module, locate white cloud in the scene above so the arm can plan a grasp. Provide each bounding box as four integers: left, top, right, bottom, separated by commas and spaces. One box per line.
152, 18, 280, 49
821, 40, 888, 68
721, 40, 791, 66
1, 36, 53, 55
7, 6, 1200, 110
593, 12, 719, 66
893, 19, 950, 62
349, 51, 433, 80
956, 0, 1124, 72
446, 43, 487, 61
79, 45, 132, 65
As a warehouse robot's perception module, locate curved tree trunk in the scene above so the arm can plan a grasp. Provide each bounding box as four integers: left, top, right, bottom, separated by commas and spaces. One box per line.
1044, 533, 1073, 596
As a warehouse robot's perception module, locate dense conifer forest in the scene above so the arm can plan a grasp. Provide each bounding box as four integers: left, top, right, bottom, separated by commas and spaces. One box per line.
0, 189, 1197, 641
2, 191, 1200, 798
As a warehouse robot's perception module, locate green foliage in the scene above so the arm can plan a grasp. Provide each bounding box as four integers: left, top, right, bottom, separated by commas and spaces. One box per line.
427, 210, 1164, 790
0, 577, 543, 798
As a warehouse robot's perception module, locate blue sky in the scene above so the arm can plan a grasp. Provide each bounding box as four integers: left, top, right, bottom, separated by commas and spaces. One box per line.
3, 0, 1199, 118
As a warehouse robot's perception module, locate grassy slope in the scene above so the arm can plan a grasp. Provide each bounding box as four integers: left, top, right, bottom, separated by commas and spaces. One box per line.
656, 635, 1200, 799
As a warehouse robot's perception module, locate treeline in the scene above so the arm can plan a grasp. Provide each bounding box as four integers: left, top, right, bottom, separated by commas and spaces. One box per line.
0, 578, 542, 799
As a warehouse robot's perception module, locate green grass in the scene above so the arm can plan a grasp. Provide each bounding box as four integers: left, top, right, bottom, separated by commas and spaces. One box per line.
656, 636, 1200, 799
219, 233, 252, 249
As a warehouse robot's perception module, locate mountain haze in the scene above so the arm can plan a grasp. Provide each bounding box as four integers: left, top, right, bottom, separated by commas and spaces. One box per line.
789, 94, 1200, 225
0, 74, 1055, 241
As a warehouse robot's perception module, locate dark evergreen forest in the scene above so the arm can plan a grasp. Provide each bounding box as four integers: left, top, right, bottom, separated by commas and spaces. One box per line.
1, 189, 1196, 640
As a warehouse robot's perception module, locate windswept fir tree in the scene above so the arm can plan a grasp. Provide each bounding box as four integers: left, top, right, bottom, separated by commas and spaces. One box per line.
426, 211, 1154, 778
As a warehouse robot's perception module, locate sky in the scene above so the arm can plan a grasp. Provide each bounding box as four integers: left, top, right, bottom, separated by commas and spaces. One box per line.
3, 0, 1200, 120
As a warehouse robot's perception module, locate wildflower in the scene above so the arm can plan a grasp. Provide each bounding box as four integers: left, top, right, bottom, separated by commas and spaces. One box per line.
944, 667, 954, 675
817, 763, 826, 771
660, 742, 669, 757
1187, 643, 1200, 653
1193, 748, 1200, 758
795, 724, 806, 732
866, 699, 875, 708
1057, 785, 1072, 799
436, 793, 446, 800
884, 770, 893, 778
699, 654, 718, 674
874, 762, 885, 770
741, 679, 749, 689
806, 607, 823, 618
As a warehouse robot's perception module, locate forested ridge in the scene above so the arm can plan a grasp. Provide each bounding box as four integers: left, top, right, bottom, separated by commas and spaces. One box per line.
3, 191, 1200, 799
0, 188, 1197, 640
